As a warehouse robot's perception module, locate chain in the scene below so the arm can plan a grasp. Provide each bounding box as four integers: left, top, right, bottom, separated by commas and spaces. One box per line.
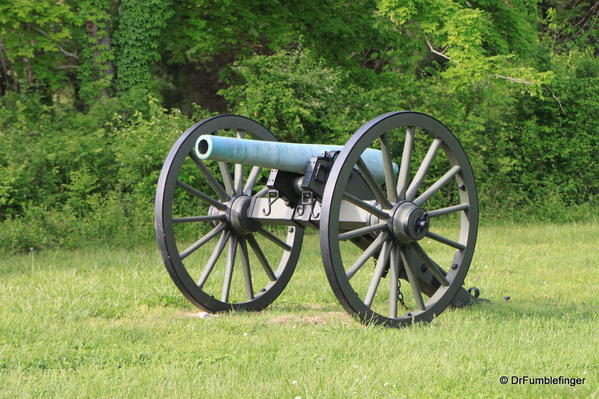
375, 248, 409, 311
397, 277, 409, 311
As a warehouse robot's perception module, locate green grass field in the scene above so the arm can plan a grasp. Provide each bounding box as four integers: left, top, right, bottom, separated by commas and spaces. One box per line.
1, 222, 597, 398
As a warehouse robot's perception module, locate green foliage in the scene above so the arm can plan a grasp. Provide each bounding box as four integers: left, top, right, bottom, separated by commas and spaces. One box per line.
0, 1, 598, 252
160, 0, 289, 63
113, 0, 172, 94
0, 93, 194, 253
0, 0, 78, 92
542, 1, 599, 53
508, 52, 599, 217
75, 0, 116, 103
221, 48, 363, 144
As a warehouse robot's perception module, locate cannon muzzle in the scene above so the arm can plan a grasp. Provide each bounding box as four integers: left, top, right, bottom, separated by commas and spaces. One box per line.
196, 135, 397, 183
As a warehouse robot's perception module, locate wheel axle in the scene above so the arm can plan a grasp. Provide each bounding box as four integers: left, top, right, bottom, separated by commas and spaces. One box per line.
227, 195, 260, 235
389, 201, 430, 243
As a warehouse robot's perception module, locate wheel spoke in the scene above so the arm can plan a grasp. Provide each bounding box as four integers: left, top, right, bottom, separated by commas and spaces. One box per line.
180, 223, 226, 260
247, 234, 277, 281
197, 230, 230, 288
364, 240, 391, 308
234, 131, 245, 194
399, 246, 426, 310
428, 203, 469, 217
405, 138, 442, 200
426, 231, 465, 250
379, 133, 398, 203
343, 192, 389, 220
176, 180, 226, 210
339, 223, 387, 241
173, 215, 225, 223
346, 232, 388, 279
356, 158, 393, 209
239, 237, 254, 300
221, 235, 237, 302
257, 227, 291, 251
243, 166, 261, 195
410, 242, 449, 286
234, 164, 244, 195
218, 162, 235, 195
253, 186, 269, 199
396, 127, 415, 200
389, 245, 400, 318
413, 165, 461, 206
189, 152, 229, 201
157, 118, 307, 313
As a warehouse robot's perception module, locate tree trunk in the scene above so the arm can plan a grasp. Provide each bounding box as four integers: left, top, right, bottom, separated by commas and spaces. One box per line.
0, 40, 12, 95
85, 19, 114, 98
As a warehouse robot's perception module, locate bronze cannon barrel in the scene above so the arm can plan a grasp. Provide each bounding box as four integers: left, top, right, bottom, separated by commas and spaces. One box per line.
195, 135, 397, 182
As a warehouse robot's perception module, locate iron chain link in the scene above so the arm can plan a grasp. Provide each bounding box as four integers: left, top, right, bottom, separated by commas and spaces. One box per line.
397, 277, 409, 311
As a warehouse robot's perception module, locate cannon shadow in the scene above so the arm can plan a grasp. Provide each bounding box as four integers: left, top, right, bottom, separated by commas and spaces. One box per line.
455, 297, 598, 322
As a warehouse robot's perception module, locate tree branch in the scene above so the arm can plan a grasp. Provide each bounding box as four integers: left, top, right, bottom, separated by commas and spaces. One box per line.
32, 26, 79, 59
425, 37, 451, 61
546, 85, 566, 113
494, 74, 536, 85
55, 64, 79, 70
424, 37, 539, 86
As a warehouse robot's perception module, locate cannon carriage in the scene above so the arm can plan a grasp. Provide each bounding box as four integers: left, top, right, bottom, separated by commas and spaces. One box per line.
155, 111, 480, 327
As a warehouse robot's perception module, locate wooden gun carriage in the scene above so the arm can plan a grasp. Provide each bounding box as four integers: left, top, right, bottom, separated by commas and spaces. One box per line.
155, 111, 481, 327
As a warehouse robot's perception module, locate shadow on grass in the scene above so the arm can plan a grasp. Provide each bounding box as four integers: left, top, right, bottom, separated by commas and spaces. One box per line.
459, 298, 598, 322
272, 302, 342, 313
170, 297, 598, 326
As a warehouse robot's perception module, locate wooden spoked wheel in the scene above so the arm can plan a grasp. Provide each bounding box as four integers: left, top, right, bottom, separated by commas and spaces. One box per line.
155, 115, 303, 312
320, 111, 478, 327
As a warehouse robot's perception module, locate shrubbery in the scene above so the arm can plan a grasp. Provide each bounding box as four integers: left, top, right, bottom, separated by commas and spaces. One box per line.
2, 49, 596, 254
0, 93, 200, 253
222, 49, 598, 221
1, 1, 597, 253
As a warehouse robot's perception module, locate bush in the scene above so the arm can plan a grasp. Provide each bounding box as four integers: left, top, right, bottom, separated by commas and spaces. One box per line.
220, 47, 365, 145
221, 48, 598, 221
0, 50, 597, 254
0, 94, 197, 253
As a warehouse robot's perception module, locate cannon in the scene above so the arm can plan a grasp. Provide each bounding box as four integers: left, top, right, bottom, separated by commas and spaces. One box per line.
155, 111, 481, 327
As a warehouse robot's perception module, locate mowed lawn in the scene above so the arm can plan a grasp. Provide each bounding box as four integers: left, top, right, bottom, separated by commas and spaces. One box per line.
1, 222, 597, 398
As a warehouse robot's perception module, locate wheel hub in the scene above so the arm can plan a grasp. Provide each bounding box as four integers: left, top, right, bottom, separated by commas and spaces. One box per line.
227, 195, 259, 235
389, 201, 429, 243
207, 205, 222, 226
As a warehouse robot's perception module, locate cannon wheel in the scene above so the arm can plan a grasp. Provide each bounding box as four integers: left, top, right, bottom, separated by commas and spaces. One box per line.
155, 115, 303, 312
321, 111, 478, 327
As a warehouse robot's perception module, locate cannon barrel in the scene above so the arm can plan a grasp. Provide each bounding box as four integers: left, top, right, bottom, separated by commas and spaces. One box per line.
195, 135, 397, 183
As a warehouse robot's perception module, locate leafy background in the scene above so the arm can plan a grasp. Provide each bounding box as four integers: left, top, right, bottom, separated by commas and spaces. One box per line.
0, 0, 597, 253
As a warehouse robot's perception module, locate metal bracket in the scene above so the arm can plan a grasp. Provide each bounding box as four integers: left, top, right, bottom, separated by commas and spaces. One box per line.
296, 190, 320, 219
451, 286, 489, 307
262, 189, 280, 216
301, 152, 376, 202
301, 154, 335, 199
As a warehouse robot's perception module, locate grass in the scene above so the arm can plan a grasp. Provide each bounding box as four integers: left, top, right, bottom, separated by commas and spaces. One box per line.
1, 222, 598, 398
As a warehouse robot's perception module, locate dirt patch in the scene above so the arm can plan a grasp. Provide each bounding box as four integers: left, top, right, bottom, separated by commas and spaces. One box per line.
303, 304, 329, 311
180, 310, 353, 325
271, 312, 351, 325
181, 311, 215, 319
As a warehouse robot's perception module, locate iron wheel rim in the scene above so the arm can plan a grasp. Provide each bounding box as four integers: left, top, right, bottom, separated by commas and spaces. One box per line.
320, 111, 478, 327
155, 114, 303, 312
